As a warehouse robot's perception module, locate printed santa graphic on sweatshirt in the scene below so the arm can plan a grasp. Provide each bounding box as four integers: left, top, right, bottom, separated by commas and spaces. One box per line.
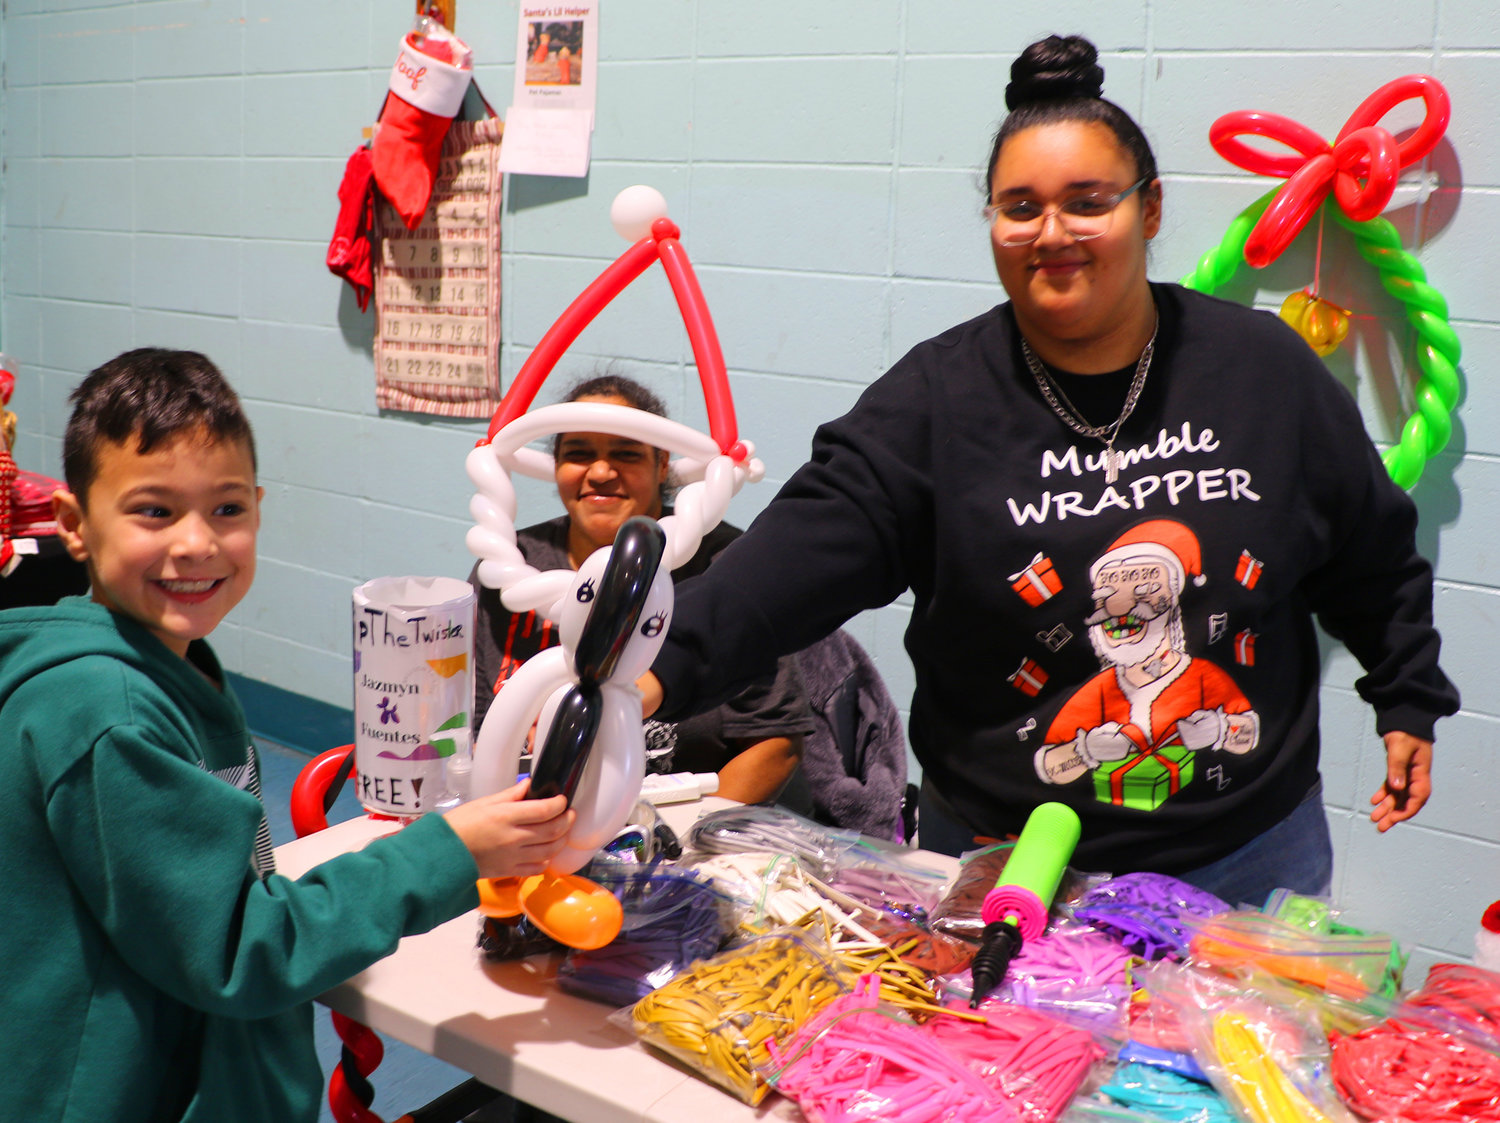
1034, 519, 1259, 810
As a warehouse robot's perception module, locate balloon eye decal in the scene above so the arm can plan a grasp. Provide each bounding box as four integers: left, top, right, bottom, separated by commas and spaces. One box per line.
576, 578, 595, 603
641, 611, 667, 638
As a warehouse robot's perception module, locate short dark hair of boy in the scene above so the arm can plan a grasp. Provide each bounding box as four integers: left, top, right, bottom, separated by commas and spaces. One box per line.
62, 348, 257, 505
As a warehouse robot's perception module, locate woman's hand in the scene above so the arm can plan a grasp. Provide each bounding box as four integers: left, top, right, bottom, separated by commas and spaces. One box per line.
1370, 731, 1433, 832
443, 779, 574, 878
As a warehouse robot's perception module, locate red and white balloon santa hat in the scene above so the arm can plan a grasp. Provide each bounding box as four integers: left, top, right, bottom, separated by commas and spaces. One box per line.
464, 186, 764, 621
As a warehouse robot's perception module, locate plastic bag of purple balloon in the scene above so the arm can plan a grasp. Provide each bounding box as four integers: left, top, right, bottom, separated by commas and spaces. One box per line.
556, 865, 734, 1006
1071, 872, 1228, 960
938, 920, 1136, 1042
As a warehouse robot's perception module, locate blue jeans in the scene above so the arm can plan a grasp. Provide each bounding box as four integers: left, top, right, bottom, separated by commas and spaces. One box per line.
1176, 784, 1332, 908
917, 779, 1332, 908
916, 779, 992, 858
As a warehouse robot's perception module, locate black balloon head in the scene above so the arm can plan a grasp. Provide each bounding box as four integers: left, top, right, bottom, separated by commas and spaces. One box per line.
527, 516, 666, 806
571, 516, 667, 685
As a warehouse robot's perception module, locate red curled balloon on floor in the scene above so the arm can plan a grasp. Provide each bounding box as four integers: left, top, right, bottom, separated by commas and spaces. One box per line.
1209, 74, 1450, 268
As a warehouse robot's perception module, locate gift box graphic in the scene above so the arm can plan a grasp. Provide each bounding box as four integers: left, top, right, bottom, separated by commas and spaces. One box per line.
1234, 629, 1257, 666
1235, 550, 1263, 589
1009, 552, 1063, 607
1092, 740, 1194, 811
1007, 657, 1049, 697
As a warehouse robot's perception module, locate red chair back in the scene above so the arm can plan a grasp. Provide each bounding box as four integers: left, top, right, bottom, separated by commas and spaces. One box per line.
289, 746, 355, 838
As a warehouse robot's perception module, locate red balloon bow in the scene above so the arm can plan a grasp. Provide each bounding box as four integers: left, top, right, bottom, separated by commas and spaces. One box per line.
1209, 75, 1450, 268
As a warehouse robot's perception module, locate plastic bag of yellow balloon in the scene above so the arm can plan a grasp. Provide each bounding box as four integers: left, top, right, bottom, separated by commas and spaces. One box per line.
621, 927, 855, 1104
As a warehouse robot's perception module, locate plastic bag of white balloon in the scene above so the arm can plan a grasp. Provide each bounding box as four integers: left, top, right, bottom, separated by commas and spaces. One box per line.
352, 576, 476, 817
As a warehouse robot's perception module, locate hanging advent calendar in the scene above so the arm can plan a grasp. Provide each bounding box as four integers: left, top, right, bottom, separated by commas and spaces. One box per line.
374, 116, 504, 417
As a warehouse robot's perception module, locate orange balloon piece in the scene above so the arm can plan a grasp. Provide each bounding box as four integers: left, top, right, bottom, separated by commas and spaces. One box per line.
427, 653, 469, 678
477, 876, 525, 918
517, 872, 624, 950
1279, 291, 1350, 357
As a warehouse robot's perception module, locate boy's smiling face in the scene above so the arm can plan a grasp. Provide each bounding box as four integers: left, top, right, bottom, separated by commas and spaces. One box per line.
55, 427, 262, 658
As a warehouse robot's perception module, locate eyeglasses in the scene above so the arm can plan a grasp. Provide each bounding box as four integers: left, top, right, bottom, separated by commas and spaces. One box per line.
984, 177, 1149, 247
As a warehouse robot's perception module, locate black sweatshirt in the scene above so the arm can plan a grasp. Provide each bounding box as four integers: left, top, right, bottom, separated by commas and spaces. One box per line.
652, 283, 1458, 873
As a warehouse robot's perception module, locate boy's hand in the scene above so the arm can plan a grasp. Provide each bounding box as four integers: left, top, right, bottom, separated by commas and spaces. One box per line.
443, 780, 574, 879
1370, 731, 1433, 832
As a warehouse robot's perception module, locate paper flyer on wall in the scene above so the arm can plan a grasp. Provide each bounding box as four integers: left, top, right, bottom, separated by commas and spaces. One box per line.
499, 2, 599, 177
496, 107, 593, 177
513, 3, 598, 117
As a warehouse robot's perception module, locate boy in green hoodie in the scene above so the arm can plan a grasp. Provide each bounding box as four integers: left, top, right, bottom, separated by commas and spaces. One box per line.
0, 348, 572, 1122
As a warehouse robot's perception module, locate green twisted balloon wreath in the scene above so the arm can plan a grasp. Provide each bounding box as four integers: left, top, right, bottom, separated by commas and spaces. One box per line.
1181, 189, 1462, 489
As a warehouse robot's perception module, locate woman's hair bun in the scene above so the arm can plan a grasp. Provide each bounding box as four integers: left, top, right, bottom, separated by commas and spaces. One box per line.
1005, 35, 1104, 111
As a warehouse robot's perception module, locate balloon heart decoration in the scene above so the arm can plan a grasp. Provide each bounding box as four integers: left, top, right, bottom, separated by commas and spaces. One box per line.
464, 187, 763, 948
472, 517, 673, 950
1184, 76, 1462, 489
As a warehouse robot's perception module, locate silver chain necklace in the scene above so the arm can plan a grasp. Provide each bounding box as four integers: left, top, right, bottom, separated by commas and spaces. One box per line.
1020, 316, 1158, 484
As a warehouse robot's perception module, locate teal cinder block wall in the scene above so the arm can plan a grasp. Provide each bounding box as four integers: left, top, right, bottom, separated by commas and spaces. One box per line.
3, 1, 1496, 973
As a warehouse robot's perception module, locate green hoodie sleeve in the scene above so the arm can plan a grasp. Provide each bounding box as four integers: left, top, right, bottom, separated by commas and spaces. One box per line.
45, 716, 479, 1020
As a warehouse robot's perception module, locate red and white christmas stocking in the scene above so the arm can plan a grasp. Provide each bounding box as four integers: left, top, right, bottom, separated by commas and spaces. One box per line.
371, 24, 472, 229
